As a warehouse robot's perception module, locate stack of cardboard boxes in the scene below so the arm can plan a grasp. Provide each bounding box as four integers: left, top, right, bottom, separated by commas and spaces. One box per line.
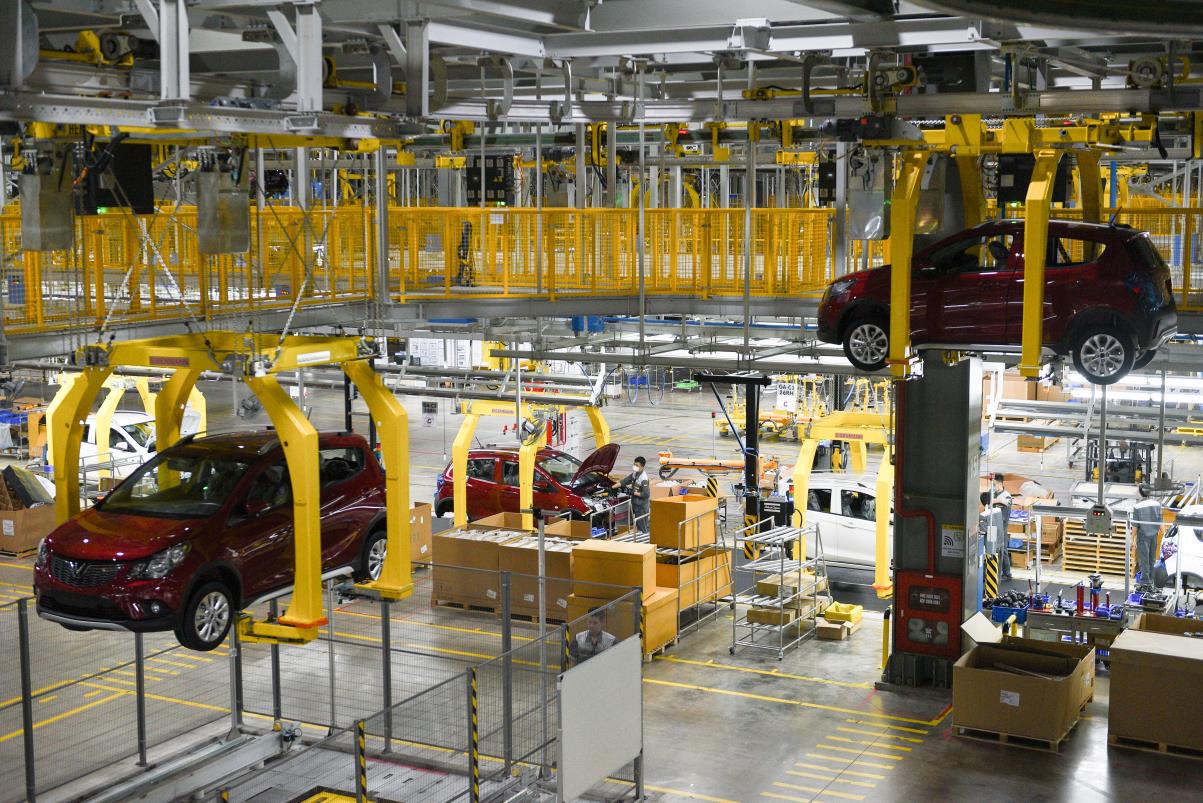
498, 536, 575, 619
748, 568, 831, 625
431, 528, 523, 609
567, 539, 678, 657
649, 493, 731, 610
816, 602, 864, 640
409, 503, 433, 564
0, 465, 56, 556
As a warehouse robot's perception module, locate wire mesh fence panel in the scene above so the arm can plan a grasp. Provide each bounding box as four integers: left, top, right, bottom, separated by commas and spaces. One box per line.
140, 637, 232, 753
0, 600, 31, 803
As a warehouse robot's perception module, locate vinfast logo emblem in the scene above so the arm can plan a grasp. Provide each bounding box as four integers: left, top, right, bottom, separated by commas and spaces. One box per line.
63, 559, 83, 581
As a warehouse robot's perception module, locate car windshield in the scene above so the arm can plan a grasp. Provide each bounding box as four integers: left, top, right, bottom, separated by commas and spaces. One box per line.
540, 452, 581, 484
100, 450, 250, 518
122, 421, 155, 450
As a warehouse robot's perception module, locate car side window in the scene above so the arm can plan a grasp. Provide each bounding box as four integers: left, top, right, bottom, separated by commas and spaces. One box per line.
320, 447, 364, 487
466, 458, 495, 481
929, 234, 1014, 274
247, 461, 292, 510
840, 490, 876, 521
1047, 236, 1104, 268
808, 488, 832, 512
501, 461, 520, 487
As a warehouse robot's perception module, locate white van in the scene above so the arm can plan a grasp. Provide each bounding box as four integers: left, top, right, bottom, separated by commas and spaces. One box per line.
801, 474, 890, 568
78, 409, 201, 479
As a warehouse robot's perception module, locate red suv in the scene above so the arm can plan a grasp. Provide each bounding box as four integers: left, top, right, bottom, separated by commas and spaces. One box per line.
434, 443, 625, 522
817, 220, 1177, 384
35, 431, 388, 651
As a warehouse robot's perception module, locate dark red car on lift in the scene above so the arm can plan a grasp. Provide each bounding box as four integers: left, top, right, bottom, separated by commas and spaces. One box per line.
34, 431, 388, 651
816, 219, 1178, 384
434, 443, 625, 522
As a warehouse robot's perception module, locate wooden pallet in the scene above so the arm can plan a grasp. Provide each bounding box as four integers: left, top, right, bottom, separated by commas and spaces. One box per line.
1063, 527, 1136, 576
1109, 734, 1203, 760
432, 599, 498, 615
507, 610, 568, 625
956, 705, 1083, 754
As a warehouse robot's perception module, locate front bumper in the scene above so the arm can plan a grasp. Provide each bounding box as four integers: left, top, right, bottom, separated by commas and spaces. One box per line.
36, 592, 176, 632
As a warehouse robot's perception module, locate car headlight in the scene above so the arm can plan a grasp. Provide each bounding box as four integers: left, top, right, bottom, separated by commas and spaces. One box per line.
36, 538, 47, 569
827, 277, 857, 297
129, 543, 190, 580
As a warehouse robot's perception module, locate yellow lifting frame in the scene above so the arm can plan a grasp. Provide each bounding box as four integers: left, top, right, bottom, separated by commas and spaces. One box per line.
46, 331, 405, 646
451, 400, 609, 530
790, 411, 894, 598
887, 151, 932, 378
1018, 150, 1064, 378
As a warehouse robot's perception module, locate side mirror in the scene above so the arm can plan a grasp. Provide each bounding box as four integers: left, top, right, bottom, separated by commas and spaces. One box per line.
111, 440, 132, 452
243, 498, 271, 517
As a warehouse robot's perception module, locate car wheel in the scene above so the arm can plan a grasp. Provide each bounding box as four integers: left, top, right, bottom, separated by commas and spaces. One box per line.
1133, 348, 1157, 370
357, 528, 388, 582
177, 581, 234, 651
434, 499, 452, 518
1071, 325, 1134, 385
842, 314, 889, 372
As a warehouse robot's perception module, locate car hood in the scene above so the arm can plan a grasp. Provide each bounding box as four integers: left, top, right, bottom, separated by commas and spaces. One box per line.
45, 508, 192, 561
570, 443, 620, 485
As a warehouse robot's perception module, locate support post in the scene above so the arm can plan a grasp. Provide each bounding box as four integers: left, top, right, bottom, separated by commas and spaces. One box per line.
18, 600, 36, 802
519, 438, 539, 531
381, 599, 393, 752
501, 572, 514, 775
355, 719, 368, 803
1019, 149, 1064, 378
269, 599, 282, 720
227, 623, 243, 739
374, 147, 392, 303
452, 411, 481, 528
468, 669, 481, 803
158, 0, 190, 101
886, 151, 930, 377
326, 580, 337, 733
135, 632, 148, 765
48, 367, 113, 523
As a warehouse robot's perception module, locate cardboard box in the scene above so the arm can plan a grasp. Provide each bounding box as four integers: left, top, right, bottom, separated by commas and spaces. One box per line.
468, 512, 530, 532
954, 613, 1095, 744
1008, 549, 1031, 570
748, 606, 798, 626
566, 594, 640, 640
643, 587, 679, 654
657, 550, 732, 608
410, 503, 433, 563
544, 518, 595, 541
754, 570, 826, 599
572, 540, 656, 600
1109, 628, 1203, 751
651, 480, 680, 499
650, 494, 718, 550
499, 537, 575, 611
431, 529, 520, 606
817, 619, 852, 640
1129, 612, 1203, 638
0, 505, 55, 554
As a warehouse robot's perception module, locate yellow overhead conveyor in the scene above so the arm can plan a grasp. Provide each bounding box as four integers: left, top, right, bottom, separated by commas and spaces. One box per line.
46, 332, 412, 646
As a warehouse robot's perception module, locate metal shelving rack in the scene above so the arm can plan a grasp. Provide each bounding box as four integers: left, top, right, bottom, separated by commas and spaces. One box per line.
731, 523, 826, 659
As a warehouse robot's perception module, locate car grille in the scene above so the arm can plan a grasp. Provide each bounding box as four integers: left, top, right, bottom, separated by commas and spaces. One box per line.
49, 555, 124, 588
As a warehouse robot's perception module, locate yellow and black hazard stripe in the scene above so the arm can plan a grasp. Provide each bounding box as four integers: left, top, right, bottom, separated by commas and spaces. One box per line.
984, 554, 999, 601
469, 668, 480, 802
355, 719, 368, 800
705, 476, 719, 498
561, 626, 572, 671
743, 513, 760, 559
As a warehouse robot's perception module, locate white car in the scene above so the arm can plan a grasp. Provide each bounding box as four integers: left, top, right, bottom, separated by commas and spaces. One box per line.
79, 409, 201, 480
1156, 503, 1203, 589
801, 474, 890, 568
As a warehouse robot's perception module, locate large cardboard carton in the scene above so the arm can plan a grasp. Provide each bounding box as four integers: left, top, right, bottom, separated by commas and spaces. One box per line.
566, 594, 640, 641
643, 587, 679, 654
656, 550, 732, 608
565, 589, 677, 656
431, 529, 520, 606
572, 540, 656, 600
410, 503, 433, 563
544, 518, 595, 540
0, 505, 55, 554
954, 613, 1095, 744
1129, 612, 1203, 638
468, 512, 530, 532
650, 494, 718, 550
499, 537, 575, 612
1109, 628, 1203, 750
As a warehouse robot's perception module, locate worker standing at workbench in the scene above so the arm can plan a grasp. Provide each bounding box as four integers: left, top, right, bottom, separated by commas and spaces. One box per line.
620, 456, 652, 535
1132, 485, 1163, 590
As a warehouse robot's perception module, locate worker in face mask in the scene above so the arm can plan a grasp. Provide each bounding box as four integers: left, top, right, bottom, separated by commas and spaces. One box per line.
620, 456, 651, 535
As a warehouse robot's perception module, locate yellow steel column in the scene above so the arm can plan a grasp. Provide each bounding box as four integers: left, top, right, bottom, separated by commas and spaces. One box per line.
585, 406, 610, 447
1019, 150, 1064, 378
48, 367, 113, 524
153, 368, 202, 451
1077, 149, 1103, 224
887, 151, 931, 377
189, 384, 207, 435
133, 377, 155, 415
848, 440, 869, 474
789, 439, 820, 527
873, 459, 894, 598
92, 381, 125, 482
955, 155, 986, 227
345, 359, 413, 600
452, 411, 481, 527
244, 375, 325, 634
519, 437, 539, 531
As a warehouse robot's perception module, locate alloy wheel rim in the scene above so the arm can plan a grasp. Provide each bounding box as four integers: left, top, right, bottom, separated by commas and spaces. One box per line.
195, 591, 230, 643
1081, 333, 1126, 378
849, 323, 888, 365
368, 539, 387, 581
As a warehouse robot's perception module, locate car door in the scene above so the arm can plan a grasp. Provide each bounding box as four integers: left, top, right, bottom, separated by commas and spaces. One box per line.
804, 486, 839, 560
317, 446, 373, 570
1006, 231, 1100, 345
224, 459, 294, 598
498, 459, 521, 514
916, 231, 1016, 344
837, 488, 878, 566
465, 457, 498, 519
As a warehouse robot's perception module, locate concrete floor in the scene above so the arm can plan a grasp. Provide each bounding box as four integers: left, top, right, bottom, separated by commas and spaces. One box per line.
4, 380, 1203, 801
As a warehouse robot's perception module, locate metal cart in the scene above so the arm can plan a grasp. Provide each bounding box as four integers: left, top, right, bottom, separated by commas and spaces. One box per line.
731, 523, 827, 659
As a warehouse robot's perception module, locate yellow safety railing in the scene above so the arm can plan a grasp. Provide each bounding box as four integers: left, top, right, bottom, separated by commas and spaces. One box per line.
0, 202, 1200, 336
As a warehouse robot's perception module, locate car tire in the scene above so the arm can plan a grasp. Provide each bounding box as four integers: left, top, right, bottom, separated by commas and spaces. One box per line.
842, 313, 890, 372
176, 580, 234, 652
1133, 348, 1157, 370
357, 528, 388, 582
1071, 325, 1135, 385
434, 499, 452, 518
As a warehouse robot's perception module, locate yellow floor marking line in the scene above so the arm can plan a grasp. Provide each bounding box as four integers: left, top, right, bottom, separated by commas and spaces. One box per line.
175, 652, 214, 663
835, 726, 922, 744
82, 682, 229, 714
37, 695, 57, 704
805, 753, 895, 771
843, 718, 929, 734
774, 781, 864, 801
0, 693, 123, 744
816, 745, 903, 761
795, 764, 883, 781
148, 656, 200, 670
84, 690, 102, 699
643, 786, 740, 803
654, 655, 873, 689
113, 669, 167, 682
787, 771, 875, 789
95, 676, 136, 687
0, 678, 78, 708
762, 792, 809, 803
0, 580, 30, 588
140, 663, 180, 675
338, 607, 517, 640
0, 562, 32, 570
826, 736, 912, 752
643, 678, 938, 725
